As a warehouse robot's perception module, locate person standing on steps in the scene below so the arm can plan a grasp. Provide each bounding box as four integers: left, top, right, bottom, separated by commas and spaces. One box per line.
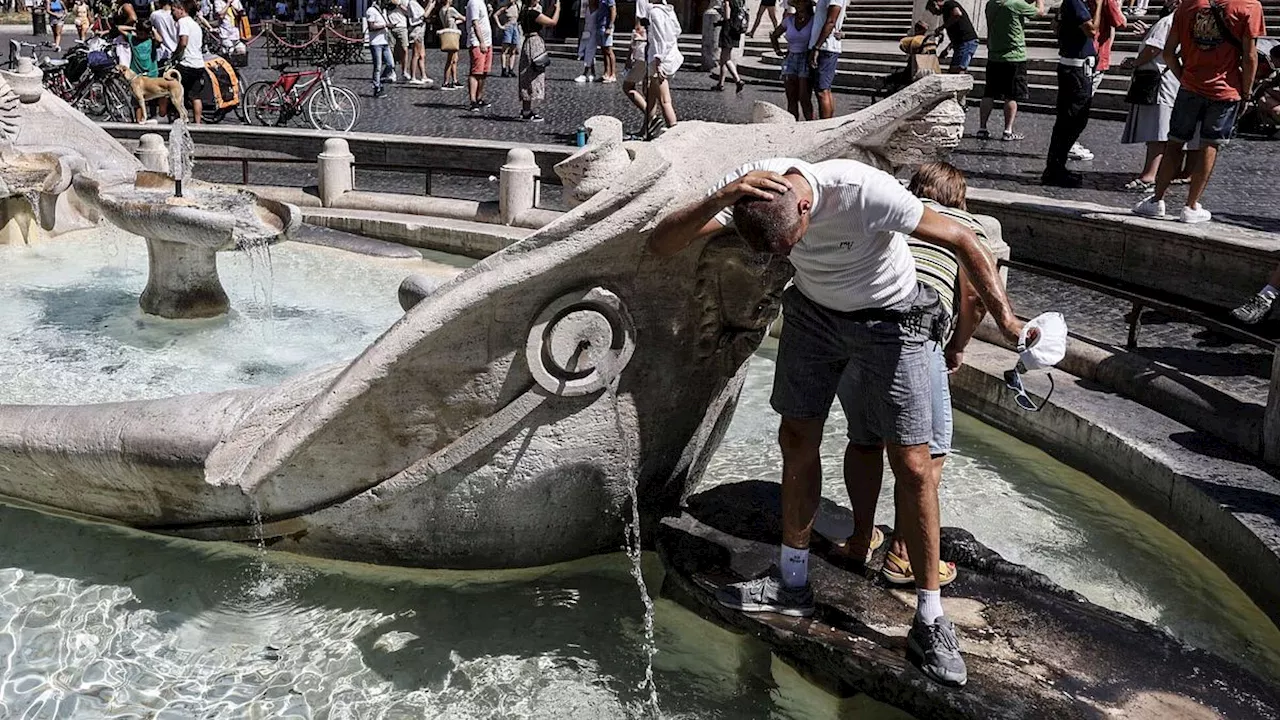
771, 0, 814, 119
748, 0, 779, 39
1041, 0, 1100, 187
1119, 0, 1196, 192
643, 0, 682, 138
622, 1, 650, 130
173, 0, 205, 123
518, 0, 558, 121
406, 0, 436, 86
809, 0, 847, 118
575, 0, 599, 82
714, 0, 747, 92
979, 0, 1045, 141
649, 157, 1026, 689
387, 0, 410, 84
1070, 0, 1147, 160
597, 0, 617, 81
438, 0, 465, 89
465, 0, 494, 111
926, 0, 980, 73
1132, 0, 1264, 224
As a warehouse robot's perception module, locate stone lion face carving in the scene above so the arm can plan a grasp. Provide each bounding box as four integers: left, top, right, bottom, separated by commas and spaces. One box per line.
694, 232, 794, 377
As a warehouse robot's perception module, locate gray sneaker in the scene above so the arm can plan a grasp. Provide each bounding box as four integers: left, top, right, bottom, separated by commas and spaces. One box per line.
907, 615, 968, 687
715, 571, 815, 617
1232, 293, 1275, 325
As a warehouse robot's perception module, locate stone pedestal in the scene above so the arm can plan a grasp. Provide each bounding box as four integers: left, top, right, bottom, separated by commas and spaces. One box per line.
317, 137, 354, 208
139, 238, 230, 319
136, 133, 170, 173
499, 147, 539, 226
702, 8, 721, 71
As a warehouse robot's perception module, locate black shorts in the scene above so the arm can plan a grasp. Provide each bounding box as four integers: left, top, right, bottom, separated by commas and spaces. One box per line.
177, 64, 206, 99
984, 60, 1028, 102
760, 0, 777, 6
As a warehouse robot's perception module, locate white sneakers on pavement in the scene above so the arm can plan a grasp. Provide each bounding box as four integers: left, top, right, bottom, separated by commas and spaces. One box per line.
1133, 196, 1212, 224
1068, 142, 1094, 161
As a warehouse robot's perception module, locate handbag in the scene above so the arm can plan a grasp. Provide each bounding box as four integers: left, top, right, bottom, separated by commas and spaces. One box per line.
525, 32, 549, 68
437, 27, 460, 50
1125, 67, 1164, 105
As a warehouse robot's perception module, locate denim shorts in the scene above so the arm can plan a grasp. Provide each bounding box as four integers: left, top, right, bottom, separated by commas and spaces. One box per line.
813, 49, 839, 91
1169, 88, 1239, 144
781, 51, 810, 78
502, 24, 521, 45
950, 38, 979, 71
773, 285, 936, 447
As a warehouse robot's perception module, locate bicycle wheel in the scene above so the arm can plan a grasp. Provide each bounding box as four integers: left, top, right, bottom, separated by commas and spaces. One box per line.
103, 78, 134, 122
73, 79, 108, 117
305, 84, 359, 132
255, 85, 289, 127
240, 80, 273, 125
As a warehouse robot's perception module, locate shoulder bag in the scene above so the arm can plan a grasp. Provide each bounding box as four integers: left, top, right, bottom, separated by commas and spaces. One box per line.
525, 31, 549, 68
1125, 66, 1165, 104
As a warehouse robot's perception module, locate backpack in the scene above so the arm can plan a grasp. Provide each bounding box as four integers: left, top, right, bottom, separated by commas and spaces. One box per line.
730, 0, 747, 34
87, 49, 115, 70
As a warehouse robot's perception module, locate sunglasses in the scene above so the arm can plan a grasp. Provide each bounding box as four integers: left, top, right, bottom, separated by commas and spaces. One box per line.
1004, 368, 1054, 412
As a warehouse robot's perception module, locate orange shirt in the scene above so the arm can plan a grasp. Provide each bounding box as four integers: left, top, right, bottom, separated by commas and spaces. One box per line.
1172, 0, 1266, 101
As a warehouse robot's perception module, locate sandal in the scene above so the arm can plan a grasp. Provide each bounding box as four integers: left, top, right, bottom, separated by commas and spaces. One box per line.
812, 526, 885, 573
1171, 177, 1191, 185
1124, 178, 1155, 192
881, 551, 958, 587
975, 128, 990, 140
1002, 130, 1025, 141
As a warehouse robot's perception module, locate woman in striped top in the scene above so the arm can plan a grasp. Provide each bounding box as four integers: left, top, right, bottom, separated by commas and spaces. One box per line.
840, 161, 995, 588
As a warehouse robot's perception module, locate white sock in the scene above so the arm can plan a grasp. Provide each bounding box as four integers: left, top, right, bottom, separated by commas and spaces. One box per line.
917, 589, 944, 625
1262, 285, 1279, 301
779, 544, 809, 588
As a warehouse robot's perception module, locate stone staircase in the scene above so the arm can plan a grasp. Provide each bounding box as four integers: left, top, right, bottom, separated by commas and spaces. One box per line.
548, 0, 1279, 119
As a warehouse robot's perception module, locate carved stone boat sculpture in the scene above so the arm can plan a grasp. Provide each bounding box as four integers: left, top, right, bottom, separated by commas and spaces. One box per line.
0, 74, 972, 570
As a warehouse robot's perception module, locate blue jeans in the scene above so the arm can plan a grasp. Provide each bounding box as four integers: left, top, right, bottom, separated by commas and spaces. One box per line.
371, 43, 393, 90
950, 39, 979, 71
1169, 88, 1239, 145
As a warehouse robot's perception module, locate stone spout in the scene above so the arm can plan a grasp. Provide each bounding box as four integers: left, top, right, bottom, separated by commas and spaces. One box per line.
0, 74, 972, 570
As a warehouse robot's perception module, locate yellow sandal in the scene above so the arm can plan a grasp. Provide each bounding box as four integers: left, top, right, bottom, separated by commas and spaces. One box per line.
880, 551, 958, 587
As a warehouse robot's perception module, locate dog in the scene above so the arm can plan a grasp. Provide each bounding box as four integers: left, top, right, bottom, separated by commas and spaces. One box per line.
119, 66, 186, 124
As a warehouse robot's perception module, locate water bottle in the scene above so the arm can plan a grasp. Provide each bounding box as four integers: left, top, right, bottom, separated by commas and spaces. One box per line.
574, 126, 587, 147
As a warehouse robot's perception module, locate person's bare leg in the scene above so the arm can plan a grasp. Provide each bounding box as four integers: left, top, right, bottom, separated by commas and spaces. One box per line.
191, 98, 202, 124
817, 89, 834, 119
468, 73, 478, 103
886, 443, 940, 592
476, 74, 487, 102
1150, 140, 1185, 202
840, 443, 883, 563
798, 78, 813, 120
658, 76, 677, 126
604, 47, 615, 79
784, 75, 798, 119
1003, 100, 1018, 134
726, 59, 741, 84
978, 95, 993, 132
1184, 144, 1217, 209
779, 417, 825, 552
1139, 140, 1163, 182
766, 5, 778, 31
624, 82, 647, 112
748, 5, 764, 35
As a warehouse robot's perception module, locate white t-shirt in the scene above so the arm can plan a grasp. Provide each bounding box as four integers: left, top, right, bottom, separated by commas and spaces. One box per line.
711, 158, 924, 312
810, 0, 846, 53
365, 5, 389, 45
176, 15, 205, 68
1140, 14, 1179, 107
150, 8, 179, 56
465, 0, 491, 47
387, 2, 408, 28
646, 2, 682, 76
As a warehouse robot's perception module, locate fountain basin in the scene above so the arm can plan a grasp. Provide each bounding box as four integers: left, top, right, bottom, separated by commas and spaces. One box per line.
73, 171, 300, 318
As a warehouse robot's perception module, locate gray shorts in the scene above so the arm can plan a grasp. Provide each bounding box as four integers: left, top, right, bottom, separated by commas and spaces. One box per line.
840, 340, 952, 455
772, 284, 937, 447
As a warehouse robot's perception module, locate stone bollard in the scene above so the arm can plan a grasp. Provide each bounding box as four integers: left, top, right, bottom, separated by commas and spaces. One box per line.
317, 137, 355, 208
500, 147, 539, 226
702, 8, 721, 72
136, 133, 170, 173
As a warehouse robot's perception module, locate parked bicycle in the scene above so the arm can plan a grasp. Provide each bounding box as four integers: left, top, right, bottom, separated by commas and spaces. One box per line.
242, 61, 359, 132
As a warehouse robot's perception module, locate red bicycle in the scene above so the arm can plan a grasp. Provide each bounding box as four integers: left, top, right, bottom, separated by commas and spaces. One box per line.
242, 62, 359, 131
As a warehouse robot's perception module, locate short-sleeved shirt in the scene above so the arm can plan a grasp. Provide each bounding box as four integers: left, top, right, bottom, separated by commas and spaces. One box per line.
365, 5, 389, 44
387, 4, 408, 28
810, 0, 847, 52
465, 0, 491, 46
1089, 0, 1126, 71
594, 0, 614, 31
939, 0, 978, 45
176, 15, 204, 68
150, 8, 178, 54
1140, 13, 1181, 105
1056, 0, 1097, 59
1172, 0, 1266, 101
710, 158, 925, 313
985, 0, 1038, 62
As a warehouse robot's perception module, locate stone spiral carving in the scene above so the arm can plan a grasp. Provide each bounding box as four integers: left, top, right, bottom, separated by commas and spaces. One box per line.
0, 73, 20, 147
526, 287, 636, 396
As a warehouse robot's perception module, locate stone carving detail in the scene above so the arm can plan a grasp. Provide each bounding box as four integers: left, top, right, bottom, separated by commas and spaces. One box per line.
526, 287, 636, 397
0, 73, 974, 571
0, 73, 20, 147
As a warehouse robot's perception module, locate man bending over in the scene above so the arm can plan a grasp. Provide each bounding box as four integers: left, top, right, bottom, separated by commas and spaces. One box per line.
650, 158, 1024, 687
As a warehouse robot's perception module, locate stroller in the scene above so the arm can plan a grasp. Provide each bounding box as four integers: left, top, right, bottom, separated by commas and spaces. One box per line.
874, 22, 941, 101
1237, 37, 1279, 139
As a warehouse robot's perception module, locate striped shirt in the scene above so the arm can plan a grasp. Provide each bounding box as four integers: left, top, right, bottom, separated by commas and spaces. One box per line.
907, 199, 989, 321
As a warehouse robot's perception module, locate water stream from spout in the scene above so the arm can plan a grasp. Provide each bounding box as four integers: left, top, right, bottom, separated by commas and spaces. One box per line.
605, 381, 661, 719
240, 237, 276, 331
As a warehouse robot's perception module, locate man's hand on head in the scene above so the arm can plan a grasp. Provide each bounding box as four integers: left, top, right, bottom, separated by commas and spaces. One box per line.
714, 170, 791, 205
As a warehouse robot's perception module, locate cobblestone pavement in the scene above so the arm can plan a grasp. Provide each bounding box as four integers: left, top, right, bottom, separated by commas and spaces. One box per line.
1006, 269, 1273, 403
8, 23, 1278, 230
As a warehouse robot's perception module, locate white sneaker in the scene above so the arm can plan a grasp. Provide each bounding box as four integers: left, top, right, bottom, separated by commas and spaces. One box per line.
422, 77, 435, 87
1132, 196, 1166, 218
1068, 142, 1094, 161
574, 74, 589, 83
1180, 203, 1211, 224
